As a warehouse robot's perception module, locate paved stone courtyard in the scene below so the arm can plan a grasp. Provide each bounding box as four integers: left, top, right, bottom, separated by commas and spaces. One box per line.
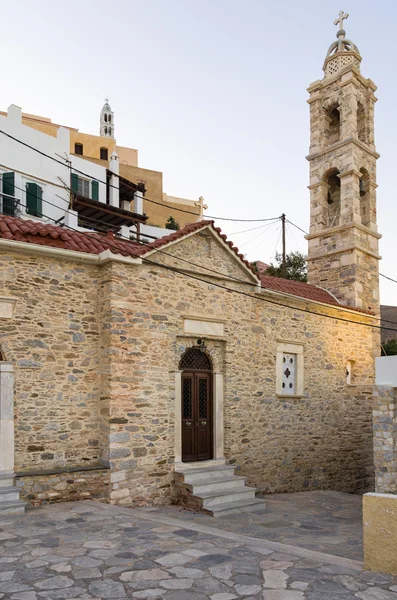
0, 496, 396, 600
159, 490, 364, 561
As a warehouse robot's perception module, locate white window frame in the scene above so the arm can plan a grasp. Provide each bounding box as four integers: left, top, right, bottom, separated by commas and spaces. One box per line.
77, 177, 90, 198
276, 340, 304, 398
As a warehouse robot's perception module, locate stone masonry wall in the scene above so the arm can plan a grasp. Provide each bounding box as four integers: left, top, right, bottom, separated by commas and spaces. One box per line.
16, 467, 110, 506
103, 231, 377, 504
373, 385, 397, 493
0, 251, 102, 471
0, 229, 378, 506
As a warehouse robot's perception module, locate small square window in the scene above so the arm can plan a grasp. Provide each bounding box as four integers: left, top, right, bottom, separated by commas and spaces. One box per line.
75, 143, 83, 155
100, 148, 108, 160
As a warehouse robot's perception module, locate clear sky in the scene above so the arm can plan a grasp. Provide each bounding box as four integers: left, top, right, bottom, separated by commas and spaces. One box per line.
2, 0, 396, 304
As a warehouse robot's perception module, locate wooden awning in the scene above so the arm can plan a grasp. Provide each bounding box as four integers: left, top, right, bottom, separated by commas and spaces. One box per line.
72, 195, 147, 232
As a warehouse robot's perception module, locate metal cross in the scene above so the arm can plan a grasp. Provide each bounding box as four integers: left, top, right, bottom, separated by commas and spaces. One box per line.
334, 10, 349, 30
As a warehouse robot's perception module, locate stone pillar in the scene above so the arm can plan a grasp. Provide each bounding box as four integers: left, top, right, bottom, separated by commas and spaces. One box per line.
134, 190, 143, 215
373, 385, 397, 493
213, 373, 224, 460
339, 169, 361, 226
174, 371, 182, 464
109, 152, 119, 208
0, 362, 15, 475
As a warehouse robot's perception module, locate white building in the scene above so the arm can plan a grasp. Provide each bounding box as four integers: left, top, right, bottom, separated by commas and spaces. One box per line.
0, 105, 166, 241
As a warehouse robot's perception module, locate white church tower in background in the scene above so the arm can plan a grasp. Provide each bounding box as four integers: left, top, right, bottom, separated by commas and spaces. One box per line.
100, 99, 114, 138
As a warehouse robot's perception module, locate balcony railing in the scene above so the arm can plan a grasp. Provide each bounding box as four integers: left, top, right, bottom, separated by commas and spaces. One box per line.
0, 194, 20, 217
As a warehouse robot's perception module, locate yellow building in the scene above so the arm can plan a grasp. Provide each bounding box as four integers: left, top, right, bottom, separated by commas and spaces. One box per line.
0, 100, 202, 229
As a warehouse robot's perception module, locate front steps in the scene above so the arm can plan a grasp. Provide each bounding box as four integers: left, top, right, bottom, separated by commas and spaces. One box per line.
174, 463, 266, 517
0, 473, 26, 516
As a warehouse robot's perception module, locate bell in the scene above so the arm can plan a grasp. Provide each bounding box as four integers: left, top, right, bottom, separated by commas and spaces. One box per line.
359, 179, 366, 197
327, 191, 334, 205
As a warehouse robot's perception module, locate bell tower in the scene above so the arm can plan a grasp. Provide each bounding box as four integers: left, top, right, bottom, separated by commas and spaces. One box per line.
100, 99, 114, 138
306, 11, 381, 312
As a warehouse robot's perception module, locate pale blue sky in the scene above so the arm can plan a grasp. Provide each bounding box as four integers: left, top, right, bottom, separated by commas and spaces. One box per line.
2, 0, 396, 303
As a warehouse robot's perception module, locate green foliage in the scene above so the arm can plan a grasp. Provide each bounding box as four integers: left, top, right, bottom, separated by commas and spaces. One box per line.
381, 339, 397, 356
165, 216, 180, 231
266, 251, 308, 282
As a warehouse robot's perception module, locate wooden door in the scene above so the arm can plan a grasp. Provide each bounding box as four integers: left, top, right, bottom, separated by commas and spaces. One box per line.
182, 372, 213, 462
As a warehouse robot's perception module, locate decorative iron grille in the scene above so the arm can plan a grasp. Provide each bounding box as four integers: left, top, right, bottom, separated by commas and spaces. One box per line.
183, 378, 192, 419
198, 379, 208, 419
179, 348, 212, 371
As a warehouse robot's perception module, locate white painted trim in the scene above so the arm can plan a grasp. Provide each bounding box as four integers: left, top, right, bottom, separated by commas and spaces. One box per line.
0, 238, 142, 266
213, 373, 224, 460
0, 297, 18, 319
276, 341, 304, 397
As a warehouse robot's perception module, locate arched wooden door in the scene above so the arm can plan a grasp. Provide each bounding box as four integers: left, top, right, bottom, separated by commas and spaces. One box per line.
180, 348, 213, 462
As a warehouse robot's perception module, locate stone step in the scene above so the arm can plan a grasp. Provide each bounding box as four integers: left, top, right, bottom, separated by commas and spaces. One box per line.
185, 475, 247, 495
201, 487, 257, 508
0, 477, 14, 488
206, 497, 267, 517
0, 486, 22, 503
0, 500, 26, 516
179, 465, 236, 484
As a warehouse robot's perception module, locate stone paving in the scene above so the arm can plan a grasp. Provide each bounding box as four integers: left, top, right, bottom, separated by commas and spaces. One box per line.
158, 490, 364, 561
0, 499, 396, 600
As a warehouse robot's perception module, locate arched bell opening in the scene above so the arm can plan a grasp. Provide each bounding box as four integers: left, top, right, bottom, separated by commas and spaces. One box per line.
359, 167, 371, 226
325, 104, 341, 145
323, 168, 341, 228
357, 102, 367, 143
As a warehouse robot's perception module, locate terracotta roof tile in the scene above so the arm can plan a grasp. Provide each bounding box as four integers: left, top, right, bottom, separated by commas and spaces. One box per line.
0, 215, 374, 315
258, 273, 340, 306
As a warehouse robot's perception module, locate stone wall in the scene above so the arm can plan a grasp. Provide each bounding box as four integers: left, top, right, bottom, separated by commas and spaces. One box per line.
16, 467, 110, 506
0, 228, 378, 505
102, 231, 377, 504
0, 251, 102, 471
373, 385, 397, 493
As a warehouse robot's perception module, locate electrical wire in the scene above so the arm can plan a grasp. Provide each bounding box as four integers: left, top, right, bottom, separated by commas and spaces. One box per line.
0, 128, 280, 223
4, 180, 397, 328
2, 131, 397, 325
4, 195, 397, 333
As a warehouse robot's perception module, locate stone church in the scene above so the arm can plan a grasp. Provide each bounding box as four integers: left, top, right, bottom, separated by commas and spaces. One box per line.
0, 14, 381, 514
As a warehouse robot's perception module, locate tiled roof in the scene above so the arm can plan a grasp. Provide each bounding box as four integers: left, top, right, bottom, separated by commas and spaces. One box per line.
0, 215, 373, 314
258, 273, 340, 306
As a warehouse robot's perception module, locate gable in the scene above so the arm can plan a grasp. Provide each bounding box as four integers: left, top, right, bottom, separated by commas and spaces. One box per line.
145, 225, 259, 286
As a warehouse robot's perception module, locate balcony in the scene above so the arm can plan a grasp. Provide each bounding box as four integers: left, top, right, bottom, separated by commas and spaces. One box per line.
71, 194, 147, 233
0, 194, 20, 217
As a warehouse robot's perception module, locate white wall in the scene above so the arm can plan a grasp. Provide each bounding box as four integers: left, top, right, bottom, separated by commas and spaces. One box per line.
375, 356, 397, 386
0, 105, 70, 223
71, 155, 107, 204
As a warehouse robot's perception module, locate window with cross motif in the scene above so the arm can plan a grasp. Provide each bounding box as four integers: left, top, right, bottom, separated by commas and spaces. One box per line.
276, 341, 304, 397
282, 353, 297, 394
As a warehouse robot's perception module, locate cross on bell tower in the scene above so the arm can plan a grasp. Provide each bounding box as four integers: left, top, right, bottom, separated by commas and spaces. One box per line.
306, 13, 381, 312
100, 99, 114, 138
334, 10, 349, 32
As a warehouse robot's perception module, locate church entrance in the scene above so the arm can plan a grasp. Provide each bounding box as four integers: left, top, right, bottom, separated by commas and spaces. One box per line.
180, 348, 213, 462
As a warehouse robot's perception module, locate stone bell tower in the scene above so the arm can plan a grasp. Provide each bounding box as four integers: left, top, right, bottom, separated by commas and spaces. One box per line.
306, 11, 381, 312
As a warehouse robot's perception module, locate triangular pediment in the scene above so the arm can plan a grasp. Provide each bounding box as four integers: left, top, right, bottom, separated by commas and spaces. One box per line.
143, 222, 260, 286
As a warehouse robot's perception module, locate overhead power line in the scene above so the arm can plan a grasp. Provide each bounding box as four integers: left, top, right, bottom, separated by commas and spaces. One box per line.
3, 193, 397, 333
0, 128, 280, 223
2, 129, 397, 316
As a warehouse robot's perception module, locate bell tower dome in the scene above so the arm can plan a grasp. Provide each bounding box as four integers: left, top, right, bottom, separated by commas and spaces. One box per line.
306, 11, 381, 312
100, 99, 114, 138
